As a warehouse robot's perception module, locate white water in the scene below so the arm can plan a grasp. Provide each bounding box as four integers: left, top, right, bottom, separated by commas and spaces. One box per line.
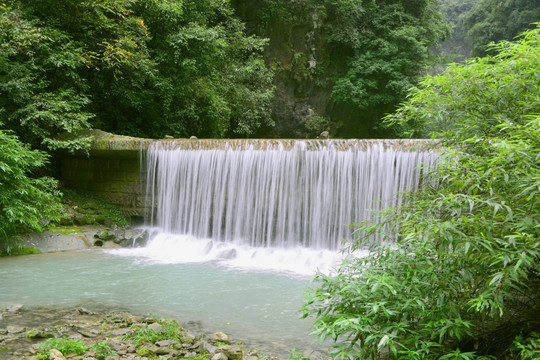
116, 139, 437, 276
112, 229, 363, 276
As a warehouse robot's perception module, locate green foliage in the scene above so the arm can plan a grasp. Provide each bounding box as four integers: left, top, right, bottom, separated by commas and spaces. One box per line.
1, 0, 274, 140
0, 126, 63, 252
123, 318, 182, 348
320, 0, 448, 137
288, 348, 311, 360
388, 24, 540, 138
0, 244, 40, 257
303, 27, 540, 359
257, 0, 447, 138
0, 2, 93, 152
61, 189, 129, 227
462, 0, 540, 57
90, 341, 116, 360
36, 337, 88, 359
511, 333, 540, 360
431, 0, 478, 65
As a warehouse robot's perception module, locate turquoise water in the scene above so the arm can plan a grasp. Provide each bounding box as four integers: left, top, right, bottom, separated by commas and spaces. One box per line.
0, 249, 323, 354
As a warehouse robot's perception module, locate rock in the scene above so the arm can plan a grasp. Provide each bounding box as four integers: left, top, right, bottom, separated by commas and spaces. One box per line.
101, 240, 121, 249
77, 329, 96, 338
108, 338, 127, 352
27, 328, 55, 339
155, 345, 173, 355
203, 341, 218, 354
303, 349, 328, 360
77, 307, 94, 315
74, 214, 95, 226
319, 130, 329, 139
209, 331, 229, 344
181, 331, 196, 344
49, 348, 66, 360
218, 345, 243, 360
217, 249, 237, 260
69, 333, 83, 341
0, 306, 285, 360
156, 340, 175, 348
190, 136, 198, 140
7, 304, 23, 313
111, 228, 149, 247
7, 325, 24, 334
149, 322, 163, 332
212, 352, 228, 360
94, 229, 115, 241
111, 328, 132, 336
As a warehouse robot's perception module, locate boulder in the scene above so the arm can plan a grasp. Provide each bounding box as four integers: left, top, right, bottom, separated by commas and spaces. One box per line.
217, 345, 243, 360
7, 304, 23, 313
111, 228, 149, 247
208, 331, 229, 344
212, 352, 228, 360
49, 349, 66, 360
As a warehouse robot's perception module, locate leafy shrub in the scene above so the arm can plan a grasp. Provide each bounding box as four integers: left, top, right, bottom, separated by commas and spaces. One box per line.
303, 26, 540, 360
123, 318, 182, 347
90, 341, 116, 360
0, 126, 63, 253
36, 337, 87, 359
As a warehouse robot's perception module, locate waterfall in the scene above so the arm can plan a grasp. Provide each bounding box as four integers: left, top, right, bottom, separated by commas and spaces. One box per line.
144, 139, 437, 251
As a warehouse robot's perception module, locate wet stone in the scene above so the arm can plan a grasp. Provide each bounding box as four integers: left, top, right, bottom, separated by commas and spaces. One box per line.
0, 306, 282, 360
6, 304, 23, 313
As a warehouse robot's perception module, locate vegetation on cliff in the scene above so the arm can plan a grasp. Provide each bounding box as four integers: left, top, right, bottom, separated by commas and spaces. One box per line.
303, 26, 540, 359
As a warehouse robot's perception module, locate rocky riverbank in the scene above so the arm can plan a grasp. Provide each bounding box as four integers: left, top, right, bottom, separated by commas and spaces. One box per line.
0, 304, 271, 360
17, 225, 149, 253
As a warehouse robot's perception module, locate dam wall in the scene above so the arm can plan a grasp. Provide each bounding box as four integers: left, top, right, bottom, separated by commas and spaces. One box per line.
56, 130, 438, 223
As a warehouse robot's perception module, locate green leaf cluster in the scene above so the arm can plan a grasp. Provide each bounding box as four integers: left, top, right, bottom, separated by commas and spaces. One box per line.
462, 0, 540, 57
123, 318, 183, 348
1, 0, 274, 141
257, 0, 448, 138
36, 337, 88, 359
0, 2, 93, 152
0, 125, 63, 251
303, 26, 540, 359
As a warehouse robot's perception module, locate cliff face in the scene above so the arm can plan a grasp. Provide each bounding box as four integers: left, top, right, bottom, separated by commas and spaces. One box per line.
231, 0, 333, 138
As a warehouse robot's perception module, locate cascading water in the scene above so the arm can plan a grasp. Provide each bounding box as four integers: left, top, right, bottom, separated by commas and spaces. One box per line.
0, 138, 439, 357
131, 139, 437, 274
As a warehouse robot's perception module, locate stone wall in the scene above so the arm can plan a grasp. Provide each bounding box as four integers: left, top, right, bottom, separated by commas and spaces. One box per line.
56, 130, 152, 221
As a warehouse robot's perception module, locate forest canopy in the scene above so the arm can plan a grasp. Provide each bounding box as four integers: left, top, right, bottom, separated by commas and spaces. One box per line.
0, 0, 274, 146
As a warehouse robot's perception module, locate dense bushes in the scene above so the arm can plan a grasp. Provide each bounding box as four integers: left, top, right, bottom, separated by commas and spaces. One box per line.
1, 0, 274, 142
0, 126, 63, 252
303, 26, 540, 359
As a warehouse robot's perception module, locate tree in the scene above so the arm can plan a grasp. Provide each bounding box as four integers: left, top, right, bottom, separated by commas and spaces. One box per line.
131, 0, 274, 138
2, 0, 274, 140
462, 0, 540, 57
252, 0, 448, 138
0, 125, 63, 252
0, 2, 93, 152
303, 26, 540, 359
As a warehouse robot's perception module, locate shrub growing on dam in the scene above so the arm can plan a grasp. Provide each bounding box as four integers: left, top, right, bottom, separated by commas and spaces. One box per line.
303, 26, 540, 359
